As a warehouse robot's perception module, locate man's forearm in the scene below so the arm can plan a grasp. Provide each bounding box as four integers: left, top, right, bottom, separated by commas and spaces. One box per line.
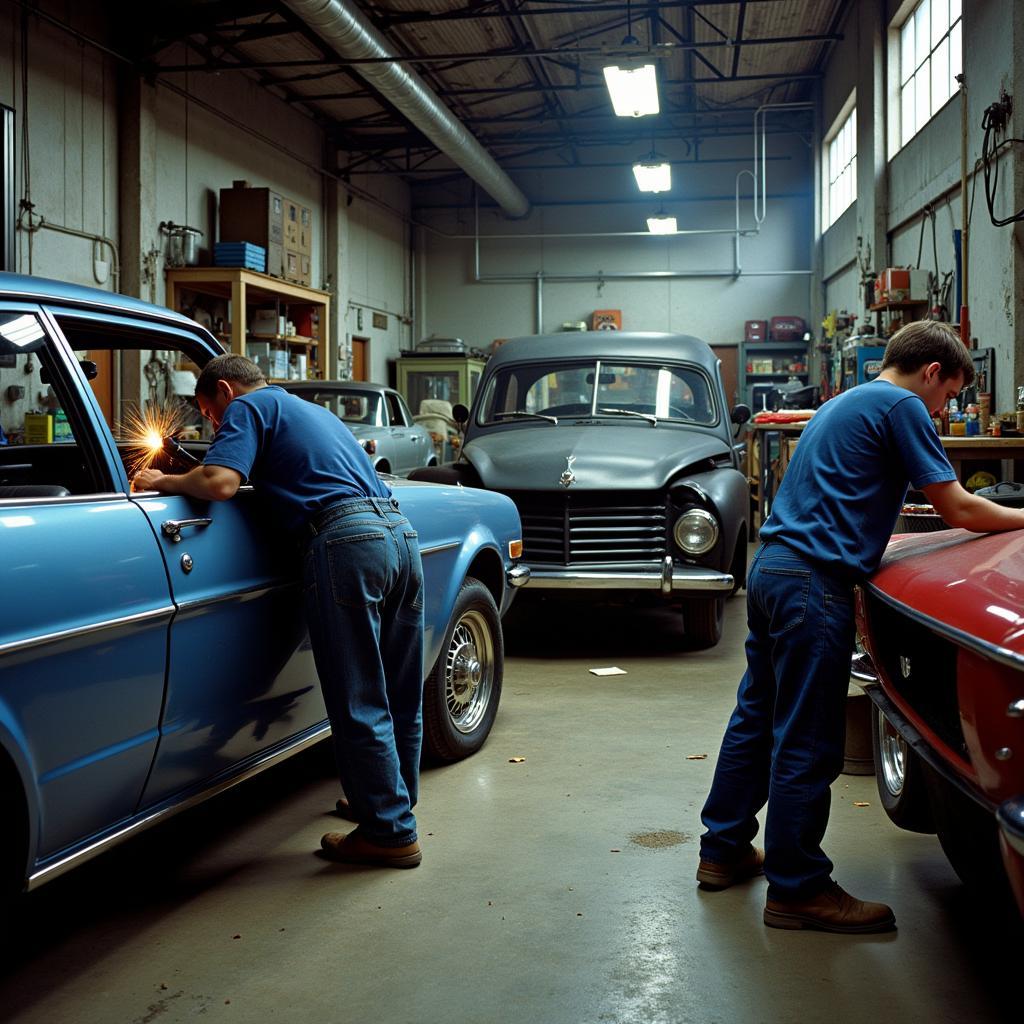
150, 466, 232, 501
947, 490, 1024, 532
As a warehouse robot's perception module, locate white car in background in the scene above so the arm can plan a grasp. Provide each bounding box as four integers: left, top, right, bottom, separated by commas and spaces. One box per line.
281, 380, 437, 476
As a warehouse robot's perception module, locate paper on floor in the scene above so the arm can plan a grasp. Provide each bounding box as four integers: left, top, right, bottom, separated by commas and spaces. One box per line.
589, 666, 627, 676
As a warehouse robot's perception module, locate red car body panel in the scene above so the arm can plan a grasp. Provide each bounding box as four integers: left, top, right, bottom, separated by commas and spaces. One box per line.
859, 528, 1024, 916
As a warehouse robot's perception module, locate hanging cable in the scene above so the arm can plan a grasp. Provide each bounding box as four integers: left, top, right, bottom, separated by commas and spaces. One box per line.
981, 95, 1024, 226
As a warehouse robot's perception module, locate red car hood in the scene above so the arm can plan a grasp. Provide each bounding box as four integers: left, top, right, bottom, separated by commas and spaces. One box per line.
868, 529, 1024, 657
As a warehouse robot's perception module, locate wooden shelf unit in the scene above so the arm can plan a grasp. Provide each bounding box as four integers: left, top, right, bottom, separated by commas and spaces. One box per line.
166, 267, 331, 379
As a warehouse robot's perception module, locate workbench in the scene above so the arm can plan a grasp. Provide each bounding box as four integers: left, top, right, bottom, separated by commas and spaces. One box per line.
939, 436, 1024, 480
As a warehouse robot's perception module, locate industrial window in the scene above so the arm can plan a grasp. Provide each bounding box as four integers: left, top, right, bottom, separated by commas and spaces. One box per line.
823, 99, 856, 230
895, 0, 962, 150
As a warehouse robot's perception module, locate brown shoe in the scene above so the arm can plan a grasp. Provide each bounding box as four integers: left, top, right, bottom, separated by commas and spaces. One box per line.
764, 881, 895, 933
334, 797, 357, 822
320, 830, 422, 869
696, 846, 765, 890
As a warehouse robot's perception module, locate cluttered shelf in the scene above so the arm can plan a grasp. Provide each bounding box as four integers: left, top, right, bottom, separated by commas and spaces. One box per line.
868, 300, 929, 312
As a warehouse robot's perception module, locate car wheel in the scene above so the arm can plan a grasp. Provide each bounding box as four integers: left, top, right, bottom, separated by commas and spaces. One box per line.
683, 596, 725, 648
923, 763, 1013, 897
375, 460, 391, 474
423, 578, 504, 764
870, 705, 935, 833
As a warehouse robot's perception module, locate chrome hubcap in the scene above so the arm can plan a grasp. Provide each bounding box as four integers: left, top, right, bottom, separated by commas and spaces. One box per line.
444, 609, 494, 734
878, 713, 907, 797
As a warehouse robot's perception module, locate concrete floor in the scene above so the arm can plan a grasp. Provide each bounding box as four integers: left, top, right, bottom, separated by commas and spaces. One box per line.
1, 593, 1020, 1024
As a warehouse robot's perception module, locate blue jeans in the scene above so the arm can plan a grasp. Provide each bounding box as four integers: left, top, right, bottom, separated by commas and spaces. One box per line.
302, 496, 424, 847
699, 541, 856, 900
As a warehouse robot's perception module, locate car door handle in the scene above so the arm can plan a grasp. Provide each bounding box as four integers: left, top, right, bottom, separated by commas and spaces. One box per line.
161, 517, 213, 543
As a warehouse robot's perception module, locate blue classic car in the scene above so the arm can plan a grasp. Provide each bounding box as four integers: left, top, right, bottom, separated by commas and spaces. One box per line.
280, 380, 438, 476
0, 273, 526, 895
412, 332, 751, 647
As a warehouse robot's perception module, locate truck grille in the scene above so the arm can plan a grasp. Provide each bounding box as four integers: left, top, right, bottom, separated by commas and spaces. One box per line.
504, 490, 668, 566
864, 591, 966, 758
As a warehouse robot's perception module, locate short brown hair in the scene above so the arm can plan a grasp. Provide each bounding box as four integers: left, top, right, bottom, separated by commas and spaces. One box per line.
880, 321, 975, 387
195, 354, 266, 397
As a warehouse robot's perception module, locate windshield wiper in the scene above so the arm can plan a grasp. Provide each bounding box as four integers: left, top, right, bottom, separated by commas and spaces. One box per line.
596, 406, 658, 426
492, 411, 559, 424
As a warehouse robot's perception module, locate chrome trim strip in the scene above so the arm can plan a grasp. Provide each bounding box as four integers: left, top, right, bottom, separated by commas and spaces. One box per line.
418, 540, 461, 556
996, 796, 1024, 858
861, 683, 997, 813
864, 584, 1024, 672
850, 651, 879, 684
27, 723, 332, 890
507, 564, 531, 588
0, 605, 176, 656
0, 491, 126, 506
174, 582, 295, 614
524, 566, 733, 591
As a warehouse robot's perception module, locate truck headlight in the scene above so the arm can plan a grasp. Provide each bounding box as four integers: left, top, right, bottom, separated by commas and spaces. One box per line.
673, 509, 719, 554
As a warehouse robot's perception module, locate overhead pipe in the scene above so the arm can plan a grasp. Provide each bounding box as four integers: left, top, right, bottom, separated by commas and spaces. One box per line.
282, 0, 530, 219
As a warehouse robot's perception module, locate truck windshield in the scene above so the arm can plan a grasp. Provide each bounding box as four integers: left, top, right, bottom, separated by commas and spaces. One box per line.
476, 361, 716, 426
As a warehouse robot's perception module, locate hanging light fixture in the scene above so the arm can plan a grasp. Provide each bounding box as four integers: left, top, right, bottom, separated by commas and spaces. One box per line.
602, 1, 659, 118
646, 214, 677, 234
632, 158, 671, 193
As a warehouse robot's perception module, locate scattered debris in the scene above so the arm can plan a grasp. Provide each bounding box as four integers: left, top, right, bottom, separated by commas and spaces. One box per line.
610, 848, 621, 853
160, 983, 168, 991
232, 934, 241, 940
686, 754, 709, 760
509, 757, 526, 763
853, 801, 870, 807
576, 912, 583, 917
589, 666, 627, 676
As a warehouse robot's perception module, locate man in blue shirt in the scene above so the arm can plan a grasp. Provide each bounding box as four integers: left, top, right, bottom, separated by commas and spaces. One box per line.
696, 321, 1024, 932
135, 354, 425, 869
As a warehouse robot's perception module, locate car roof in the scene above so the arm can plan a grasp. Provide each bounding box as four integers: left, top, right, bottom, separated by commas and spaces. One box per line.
487, 331, 720, 373
0, 271, 215, 340
282, 380, 394, 395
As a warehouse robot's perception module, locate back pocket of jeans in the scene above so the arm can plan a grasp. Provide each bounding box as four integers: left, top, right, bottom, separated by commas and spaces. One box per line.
403, 530, 424, 613
327, 531, 388, 607
761, 566, 811, 633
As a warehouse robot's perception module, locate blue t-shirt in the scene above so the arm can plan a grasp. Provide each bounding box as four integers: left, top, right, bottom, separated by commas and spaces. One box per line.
204, 385, 389, 533
759, 379, 955, 579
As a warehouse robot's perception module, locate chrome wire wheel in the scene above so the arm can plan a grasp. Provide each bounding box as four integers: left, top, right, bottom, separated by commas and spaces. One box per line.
444, 608, 495, 734
877, 711, 907, 798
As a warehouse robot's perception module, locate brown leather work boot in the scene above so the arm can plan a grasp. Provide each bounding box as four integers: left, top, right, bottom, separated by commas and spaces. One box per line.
764, 880, 895, 933
320, 829, 422, 869
695, 846, 765, 890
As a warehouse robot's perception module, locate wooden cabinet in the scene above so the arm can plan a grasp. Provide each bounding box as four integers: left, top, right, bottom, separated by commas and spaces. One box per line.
165, 267, 331, 380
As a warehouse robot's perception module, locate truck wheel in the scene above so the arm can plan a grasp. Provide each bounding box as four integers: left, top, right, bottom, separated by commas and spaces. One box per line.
423, 578, 503, 764
683, 596, 725, 648
871, 705, 935, 833
924, 764, 1013, 898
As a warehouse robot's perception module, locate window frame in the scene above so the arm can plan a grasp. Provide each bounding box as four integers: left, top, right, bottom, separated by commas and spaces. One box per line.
822, 93, 857, 231
888, 0, 963, 156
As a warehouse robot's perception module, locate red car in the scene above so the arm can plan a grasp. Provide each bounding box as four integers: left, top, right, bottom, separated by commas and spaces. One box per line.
853, 529, 1024, 917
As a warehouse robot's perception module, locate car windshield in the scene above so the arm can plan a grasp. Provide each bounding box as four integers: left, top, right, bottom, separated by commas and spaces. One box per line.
299, 389, 384, 426
476, 361, 716, 426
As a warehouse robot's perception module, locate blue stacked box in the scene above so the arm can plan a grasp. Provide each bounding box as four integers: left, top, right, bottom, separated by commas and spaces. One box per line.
213, 241, 266, 272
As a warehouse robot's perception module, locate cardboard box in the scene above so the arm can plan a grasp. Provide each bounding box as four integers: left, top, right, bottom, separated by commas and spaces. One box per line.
874, 268, 930, 305
283, 199, 312, 254
219, 184, 284, 276
250, 309, 286, 337
284, 248, 312, 286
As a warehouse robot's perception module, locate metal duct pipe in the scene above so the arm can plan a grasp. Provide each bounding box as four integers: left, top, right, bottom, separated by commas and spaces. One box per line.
283, 0, 530, 219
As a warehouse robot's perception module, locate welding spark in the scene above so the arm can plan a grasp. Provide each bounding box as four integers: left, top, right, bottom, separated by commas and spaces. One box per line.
118, 402, 191, 478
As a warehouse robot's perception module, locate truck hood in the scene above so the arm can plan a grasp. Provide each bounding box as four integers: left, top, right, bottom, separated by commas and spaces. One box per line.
463, 424, 730, 491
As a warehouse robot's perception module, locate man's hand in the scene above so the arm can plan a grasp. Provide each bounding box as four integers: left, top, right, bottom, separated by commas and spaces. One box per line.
132, 463, 242, 501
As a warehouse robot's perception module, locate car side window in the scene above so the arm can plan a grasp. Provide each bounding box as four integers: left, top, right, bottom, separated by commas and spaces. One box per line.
0, 311, 115, 497
385, 391, 407, 427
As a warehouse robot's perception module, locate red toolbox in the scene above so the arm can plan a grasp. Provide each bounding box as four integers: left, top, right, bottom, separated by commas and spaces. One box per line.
769, 315, 806, 341
744, 320, 767, 342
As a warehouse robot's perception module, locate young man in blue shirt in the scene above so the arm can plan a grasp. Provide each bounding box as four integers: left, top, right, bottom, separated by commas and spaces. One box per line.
696, 321, 1024, 932
135, 354, 425, 869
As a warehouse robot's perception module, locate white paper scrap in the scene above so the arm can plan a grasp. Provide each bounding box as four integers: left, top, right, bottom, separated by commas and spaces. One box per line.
589, 666, 627, 677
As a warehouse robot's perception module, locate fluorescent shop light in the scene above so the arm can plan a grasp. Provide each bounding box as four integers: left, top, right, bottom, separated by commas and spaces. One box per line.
602, 63, 660, 117
632, 160, 671, 193
646, 215, 677, 234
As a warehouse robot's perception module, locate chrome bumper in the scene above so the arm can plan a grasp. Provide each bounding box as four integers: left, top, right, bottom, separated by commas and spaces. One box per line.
523, 556, 733, 594
507, 564, 531, 588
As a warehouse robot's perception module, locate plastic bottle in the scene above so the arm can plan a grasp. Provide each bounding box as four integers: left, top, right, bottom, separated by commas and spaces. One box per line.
950, 412, 967, 437
965, 403, 980, 437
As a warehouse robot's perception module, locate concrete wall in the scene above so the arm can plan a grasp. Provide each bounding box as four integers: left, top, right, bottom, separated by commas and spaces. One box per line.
820, 0, 1023, 412
412, 132, 814, 350
1, 2, 413, 388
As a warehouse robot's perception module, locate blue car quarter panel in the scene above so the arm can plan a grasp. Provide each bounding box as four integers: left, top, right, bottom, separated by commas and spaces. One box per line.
132, 488, 325, 808
0, 497, 173, 862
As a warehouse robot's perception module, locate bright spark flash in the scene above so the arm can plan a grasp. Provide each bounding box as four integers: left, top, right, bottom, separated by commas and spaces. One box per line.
118, 402, 191, 477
